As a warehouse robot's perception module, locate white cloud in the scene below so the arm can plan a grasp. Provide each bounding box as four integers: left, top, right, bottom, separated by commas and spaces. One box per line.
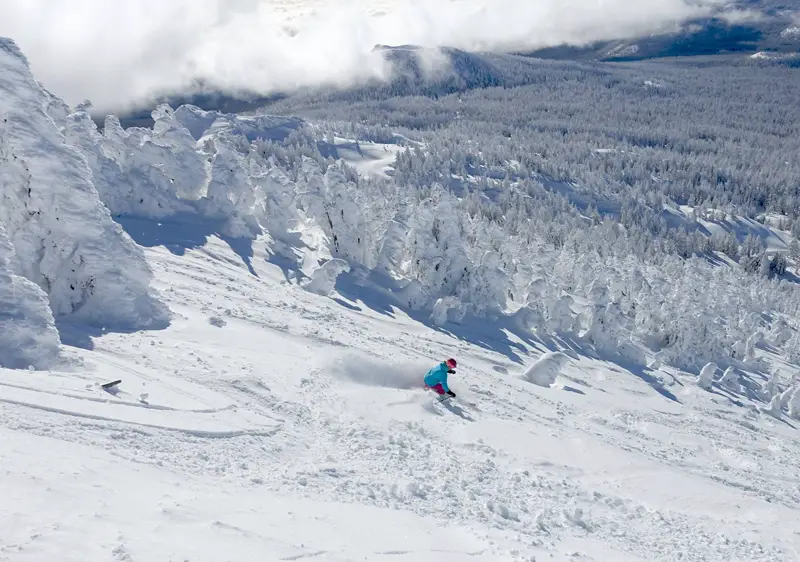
0, 0, 724, 112
718, 8, 765, 24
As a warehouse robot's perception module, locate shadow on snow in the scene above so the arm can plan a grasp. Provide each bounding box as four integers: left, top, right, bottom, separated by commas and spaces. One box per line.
331, 269, 685, 404
55, 320, 143, 351
58, 214, 259, 350
115, 214, 258, 276
333, 269, 538, 365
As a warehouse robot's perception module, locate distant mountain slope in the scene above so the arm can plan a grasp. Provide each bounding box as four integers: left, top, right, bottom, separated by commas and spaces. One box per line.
524, 1, 800, 62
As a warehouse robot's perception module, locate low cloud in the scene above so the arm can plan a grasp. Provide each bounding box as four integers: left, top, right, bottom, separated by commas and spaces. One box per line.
718, 8, 766, 24
0, 0, 731, 112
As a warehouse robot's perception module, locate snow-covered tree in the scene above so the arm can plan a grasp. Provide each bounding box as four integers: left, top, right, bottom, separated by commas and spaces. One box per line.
546, 294, 577, 334
298, 160, 374, 267
456, 251, 509, 317
375, 219, 408, 276
770, 253, 788, 276
202, 134, 261, 238
403, 192, 469, 304
720, 367, 741, 393
585, 302, 626, 355
770, 318, 793, 347
790, 240, 800, 263
99, 115, 193, 218
788, 386, 800, 420
0, 223, 61, 369
251, 163, 297, 249
0, 38, 169, 330
697, 362, 717, 391
744, 332, 764, 362
762, 394, 783, 418
521, 352, 570, 387
761, 372, 781, 401
431, 296, 466, 326
303, 258, 350, 296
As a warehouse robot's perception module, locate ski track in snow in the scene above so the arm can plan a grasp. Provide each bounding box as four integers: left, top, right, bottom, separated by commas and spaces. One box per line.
3, 232, 800, 561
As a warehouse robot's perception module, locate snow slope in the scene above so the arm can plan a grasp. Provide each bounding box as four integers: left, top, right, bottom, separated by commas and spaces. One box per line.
3, 227, 800, 562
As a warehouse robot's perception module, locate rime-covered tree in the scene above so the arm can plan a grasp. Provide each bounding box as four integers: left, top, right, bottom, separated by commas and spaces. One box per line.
0, 223, 61, 369
0, 38, 169, 330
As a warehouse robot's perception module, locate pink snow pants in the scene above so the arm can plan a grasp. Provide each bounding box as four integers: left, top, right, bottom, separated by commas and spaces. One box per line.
427, 383, 446, 395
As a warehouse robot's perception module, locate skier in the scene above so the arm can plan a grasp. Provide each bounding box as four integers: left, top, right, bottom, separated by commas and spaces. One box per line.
424, 358, 457, 398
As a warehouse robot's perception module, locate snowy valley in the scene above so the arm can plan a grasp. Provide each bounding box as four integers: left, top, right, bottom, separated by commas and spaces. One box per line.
2, 21, 800, 562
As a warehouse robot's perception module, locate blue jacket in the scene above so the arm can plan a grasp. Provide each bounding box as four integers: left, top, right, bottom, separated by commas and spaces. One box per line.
424, 362, 451, 392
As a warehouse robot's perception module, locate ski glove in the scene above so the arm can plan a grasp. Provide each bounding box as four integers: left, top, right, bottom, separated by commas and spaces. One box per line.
447, 390, 456, 397
447, 369, 456, 374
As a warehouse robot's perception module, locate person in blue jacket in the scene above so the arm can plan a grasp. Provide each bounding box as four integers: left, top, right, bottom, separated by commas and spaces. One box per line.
424, 358, 457, 398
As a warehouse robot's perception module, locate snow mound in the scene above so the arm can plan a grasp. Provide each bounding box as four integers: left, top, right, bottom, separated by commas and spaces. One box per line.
697, 362, 717, 391
720, 367, 741, 392
0, 224, 61, 369
521, 352, 571, 387
303, 259, 350, 296
0, 38, 169, 332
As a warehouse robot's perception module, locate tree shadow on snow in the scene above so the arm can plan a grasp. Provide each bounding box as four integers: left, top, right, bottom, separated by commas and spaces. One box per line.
332, 271, 541, 365
116, 214, 258, 276
55, 320, 142, 351
562, 385, 587, 395
334, 271, 397, 318
708, 378, 797, 429
331, 298, 362, 312
430, 320, 532, 365
265, 232, 309, 285
55, 320, 100, 350
568, 344, 681, 404
219, 234, 257, 276
613, 358, 681, 403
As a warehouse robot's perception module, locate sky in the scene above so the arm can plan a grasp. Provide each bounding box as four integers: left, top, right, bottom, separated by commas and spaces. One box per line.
0, 0, 730, 112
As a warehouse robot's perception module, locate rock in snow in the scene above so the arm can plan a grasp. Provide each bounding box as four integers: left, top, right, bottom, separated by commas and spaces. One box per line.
521, 352, 571, 387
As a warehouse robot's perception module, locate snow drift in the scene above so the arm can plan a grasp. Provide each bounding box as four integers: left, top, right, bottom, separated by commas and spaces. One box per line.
0, 38, 169, 363
521, 352, 571, 388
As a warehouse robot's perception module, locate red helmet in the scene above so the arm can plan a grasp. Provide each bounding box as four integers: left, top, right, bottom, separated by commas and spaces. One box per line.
446, 358, 457, 369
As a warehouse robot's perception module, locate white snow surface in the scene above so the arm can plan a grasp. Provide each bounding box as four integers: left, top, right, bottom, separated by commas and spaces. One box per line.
3, 231, 800, 562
